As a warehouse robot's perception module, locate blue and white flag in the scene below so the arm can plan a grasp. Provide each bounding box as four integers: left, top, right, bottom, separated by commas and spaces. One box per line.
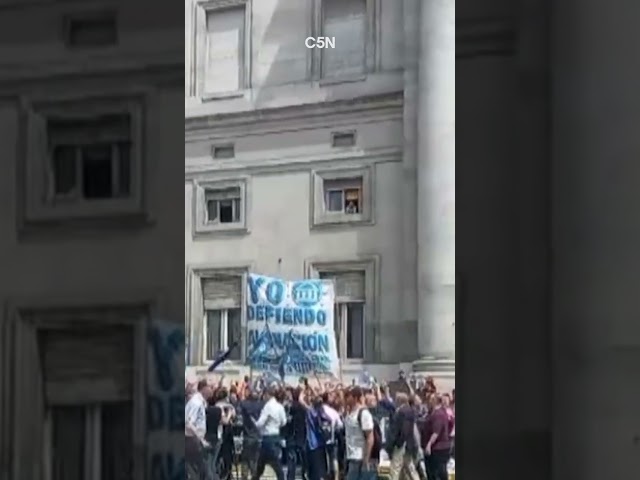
246, 273, 339, 377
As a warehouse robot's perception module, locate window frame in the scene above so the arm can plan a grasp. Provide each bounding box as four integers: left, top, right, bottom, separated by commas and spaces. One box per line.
20, 94, 147, 227
305, 257, 379, 363
311, 166, 374, 228
192, 0, 252, 100
335, 300, 365, 361
311, 0, 379, 83
8, 302, 148, 480
186, 264, 252, 366
203, 307, 242, 363
192, 177, 250, 236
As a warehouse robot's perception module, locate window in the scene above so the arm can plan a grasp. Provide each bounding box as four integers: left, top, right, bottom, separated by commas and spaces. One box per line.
64, 12, 118, 48
195, 0, 251, 98
202, 274, 243, 363
205, 187, 242, 224
311, 167, 373, 227
323, 177, 362, 215
213, 144, 235, 159
39, 325, 135, 479
192, 178, 249, 236
206, 309, 242, 361
320, 271, 365, 360
47, 403, 133, 480
47, 114, 132, 202
331, 131, 356, 148
22, 96, 145, 226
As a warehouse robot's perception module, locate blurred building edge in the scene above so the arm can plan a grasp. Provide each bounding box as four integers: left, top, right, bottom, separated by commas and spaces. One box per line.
0, 1, 183, 479
185, 0, 454, 390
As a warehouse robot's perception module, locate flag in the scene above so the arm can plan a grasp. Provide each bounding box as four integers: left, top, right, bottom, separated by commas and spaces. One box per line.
207, 341, 239, 372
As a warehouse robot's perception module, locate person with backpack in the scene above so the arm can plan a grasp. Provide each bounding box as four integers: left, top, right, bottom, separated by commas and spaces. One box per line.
343, 387, 379, 480
387, 393, 421, 480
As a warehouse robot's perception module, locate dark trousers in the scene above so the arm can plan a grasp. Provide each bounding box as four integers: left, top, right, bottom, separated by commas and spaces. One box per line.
426, 449, 450, 480
325, 443, 338, 479
306, 447, 327, 480
186, 436, 206, 479
252, 435, 285, 480
286, 444, 308, 480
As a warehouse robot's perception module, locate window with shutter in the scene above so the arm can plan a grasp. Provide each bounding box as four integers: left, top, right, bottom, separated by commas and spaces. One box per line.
204, 6, 245, 94
321, 0, 367, 78
39, 326, 133, 405
202, 275, 242, 309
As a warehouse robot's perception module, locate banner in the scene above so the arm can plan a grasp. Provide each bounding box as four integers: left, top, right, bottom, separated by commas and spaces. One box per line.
246, 273, 339, 377
147, 320, 185, 480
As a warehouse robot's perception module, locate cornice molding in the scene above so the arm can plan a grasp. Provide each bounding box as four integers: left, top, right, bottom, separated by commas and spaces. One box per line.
185, 92, 403, 140
456, 18, 517, 59
0, 52, 183, 91
185, 146, 402, 179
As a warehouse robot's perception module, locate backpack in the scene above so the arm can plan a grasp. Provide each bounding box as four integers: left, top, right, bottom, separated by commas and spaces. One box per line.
357, 408, 382, 460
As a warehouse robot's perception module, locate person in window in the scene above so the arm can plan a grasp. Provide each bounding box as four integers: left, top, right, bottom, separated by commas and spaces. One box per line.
345, 201, 359, 214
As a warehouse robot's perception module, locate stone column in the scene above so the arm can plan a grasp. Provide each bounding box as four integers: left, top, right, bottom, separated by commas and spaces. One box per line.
413, 0, 456, 382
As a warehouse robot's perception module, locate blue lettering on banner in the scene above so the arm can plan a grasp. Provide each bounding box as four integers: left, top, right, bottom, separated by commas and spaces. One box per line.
247, 305, 327, 326
246, 273, 339, 377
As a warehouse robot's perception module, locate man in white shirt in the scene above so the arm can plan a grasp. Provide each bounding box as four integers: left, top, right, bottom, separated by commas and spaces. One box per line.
252, 386, 287, 480
185, 379, 212, 478
344, 387, 377, 480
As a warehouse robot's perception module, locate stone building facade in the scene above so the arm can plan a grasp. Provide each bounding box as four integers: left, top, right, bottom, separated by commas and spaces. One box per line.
184, 0, 455, 384
0, 2, 183, 479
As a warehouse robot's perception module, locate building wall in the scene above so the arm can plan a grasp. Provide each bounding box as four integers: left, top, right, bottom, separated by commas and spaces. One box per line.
184, 0, 416, 372
0, 2, 183, 478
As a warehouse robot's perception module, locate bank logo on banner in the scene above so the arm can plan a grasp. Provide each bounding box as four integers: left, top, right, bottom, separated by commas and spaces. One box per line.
247, 273, 339, 377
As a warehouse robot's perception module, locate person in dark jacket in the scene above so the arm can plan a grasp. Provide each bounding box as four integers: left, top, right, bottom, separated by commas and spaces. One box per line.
387, 393, 420, 480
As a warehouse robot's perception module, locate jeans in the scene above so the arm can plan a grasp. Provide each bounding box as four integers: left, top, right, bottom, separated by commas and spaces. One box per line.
306, 447, 327, 480
204, 440, 222, 480
345, 460, 378, 480
252, 435, 285, 480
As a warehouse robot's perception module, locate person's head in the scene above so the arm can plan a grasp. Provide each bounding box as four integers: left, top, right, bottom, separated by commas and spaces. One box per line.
345, 386, 364, 409
264, 385, 278, 401
365, 391, 377, 408
395, 392, 409, 408
215, 387, 229, 403
442, 393, 451, 408
198, 379, 213, 400
398, 370, 406, 381
429, 394, 443, 411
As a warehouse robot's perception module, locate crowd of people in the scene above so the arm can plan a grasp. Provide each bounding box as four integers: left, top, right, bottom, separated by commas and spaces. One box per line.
185, 371, 455, 480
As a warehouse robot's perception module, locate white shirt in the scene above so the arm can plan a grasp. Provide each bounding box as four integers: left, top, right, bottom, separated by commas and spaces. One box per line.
185, 392, 207, 439
255, 397, 287, 437
323, 404, 343, 444
344, 406, 374, 460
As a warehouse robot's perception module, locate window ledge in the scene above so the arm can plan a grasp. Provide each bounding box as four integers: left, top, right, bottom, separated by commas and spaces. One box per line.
201, 90, 246, 102
193, 223, 249, 237
311, 215, 374, 230
319, 74, 367, 87
18, 212, 155, 239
